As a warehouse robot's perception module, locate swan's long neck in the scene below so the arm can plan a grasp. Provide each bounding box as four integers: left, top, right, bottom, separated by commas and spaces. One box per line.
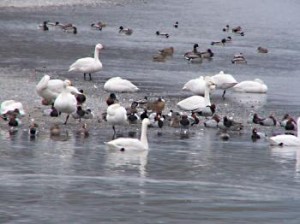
204, 83, 211, 106
140, 121, 149, 149
94, 48, 100, 61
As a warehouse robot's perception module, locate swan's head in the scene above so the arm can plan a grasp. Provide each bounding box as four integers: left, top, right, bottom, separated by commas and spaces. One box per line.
142, 118, 151, 126
96, 43, 104, 50
64, 79, 72, 86
193, 43, 199, 49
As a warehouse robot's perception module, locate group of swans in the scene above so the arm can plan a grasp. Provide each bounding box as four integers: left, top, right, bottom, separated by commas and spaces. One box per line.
182, 71, 268, 99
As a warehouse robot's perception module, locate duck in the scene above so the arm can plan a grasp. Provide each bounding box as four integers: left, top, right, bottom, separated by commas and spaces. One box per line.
232, 53, 247, 64
146, 97, 165, 113
251, 128, 267, 142
106, 103, 128, 137
258, 114, 277, 126
104, 77, 139, 93
232, 26, 244, 36
0, 100, 25, 117
180, 113, 190, 135
220, 131, 230, 141
184, 43, 200, 59
156, 31, 169, 38
71, 106, 93, 121
76, 123, 89, 138
158, 47, 174, 57
195, 104, 216, 117
28, 119, 39, 137
152, 53, 168, 62
36, 75, 74, 105
219, 116, 243, 131
177, 76, 216, 111
119, 26, 133, 35
106, 93, 118, 106
211, 38, 227, 46
54, 82, 78, 125
199, 49, 214, 59
50, 124, 61, 136
222, 24, 230, 32
168, 110, 181, 128
68, 43, 103, 80
174, 21, 179, 28
269, 117, 300, 146
182, 76, 207, 96
91, 22, 106, 30
280, 114, 296, 131
210, 71, 238, 99
190, 112, 200, 126
140, 109, 149, 121
105, 118, 151, 151
64, 26, 77, 34
204, 114, 221, 128
38, 21, 49, 31
232, 79, 268, 93
76, 89, 86, 105
257, 47, 268, 53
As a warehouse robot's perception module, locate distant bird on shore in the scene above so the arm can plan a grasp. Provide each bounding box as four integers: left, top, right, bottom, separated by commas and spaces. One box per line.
68, 43, 103, 80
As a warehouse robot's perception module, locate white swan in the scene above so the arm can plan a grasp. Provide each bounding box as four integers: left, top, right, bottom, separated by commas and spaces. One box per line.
177, 77, 215, 111
106, 103, 128, 136
36, 75, 74, 105
105, 118, 151, 151
104, 77, 139, 93
54, 82, 78, 124
232, 79, 268, 93
0, 100, 25, 116
182, 76, 208, 95
68, 43, 103, 80
270, 117, 300, 146
210, 71, 238, 99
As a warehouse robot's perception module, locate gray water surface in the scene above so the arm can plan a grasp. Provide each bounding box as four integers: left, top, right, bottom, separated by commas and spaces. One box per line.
0, 0, 300, 223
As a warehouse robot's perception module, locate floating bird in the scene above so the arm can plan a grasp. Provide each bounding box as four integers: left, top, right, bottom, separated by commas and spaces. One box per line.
259, 115, 277, 126
204, 114, 221, 128
222, 24, 230, 32
38, 21, 49, 31
232, 53, 247, 64
119, 26, 133, 35
140, 109, 149, 121
269, 117, 300, 146
211, 38, 227, 46
156, 31, 169, 38
184, 43, 200, 59
220, 131, 230, 141
28, 119, 39, 137
251, 128, 266, 142
64, 26, 77, 34
76, 123, 89, 138
152, 53, 168, 62
158, 47, 174, 57
233, 79, 268, 93
174, 21, 179, 28
257, 46, 268, 53
68, 43, 103, 80
50, 124, 61, 136
104, 77, 139, 93
210, 71, 238, 99
105, 118, 151, 151
232, 26, 244, 36
91, 22, 106, 30
180, 113, 190, 135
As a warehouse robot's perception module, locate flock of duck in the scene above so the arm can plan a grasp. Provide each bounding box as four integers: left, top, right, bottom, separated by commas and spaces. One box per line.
2, 20, 299, 150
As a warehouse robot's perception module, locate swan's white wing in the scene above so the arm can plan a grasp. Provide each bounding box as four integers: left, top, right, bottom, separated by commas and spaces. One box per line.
182, 77, 206, 95
177, 95, 205, 111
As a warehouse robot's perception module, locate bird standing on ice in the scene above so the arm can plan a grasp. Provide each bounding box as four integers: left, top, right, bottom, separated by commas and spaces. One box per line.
68, 43, 103, 81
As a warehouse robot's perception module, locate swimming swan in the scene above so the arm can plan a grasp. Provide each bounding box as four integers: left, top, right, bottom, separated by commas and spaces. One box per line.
233, 79, 268, 93
177, 77, 216, 111
104, 77, 139, 93
270, 117, 300, 146
105, 118, 151, 151
68, 43, 103, 80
